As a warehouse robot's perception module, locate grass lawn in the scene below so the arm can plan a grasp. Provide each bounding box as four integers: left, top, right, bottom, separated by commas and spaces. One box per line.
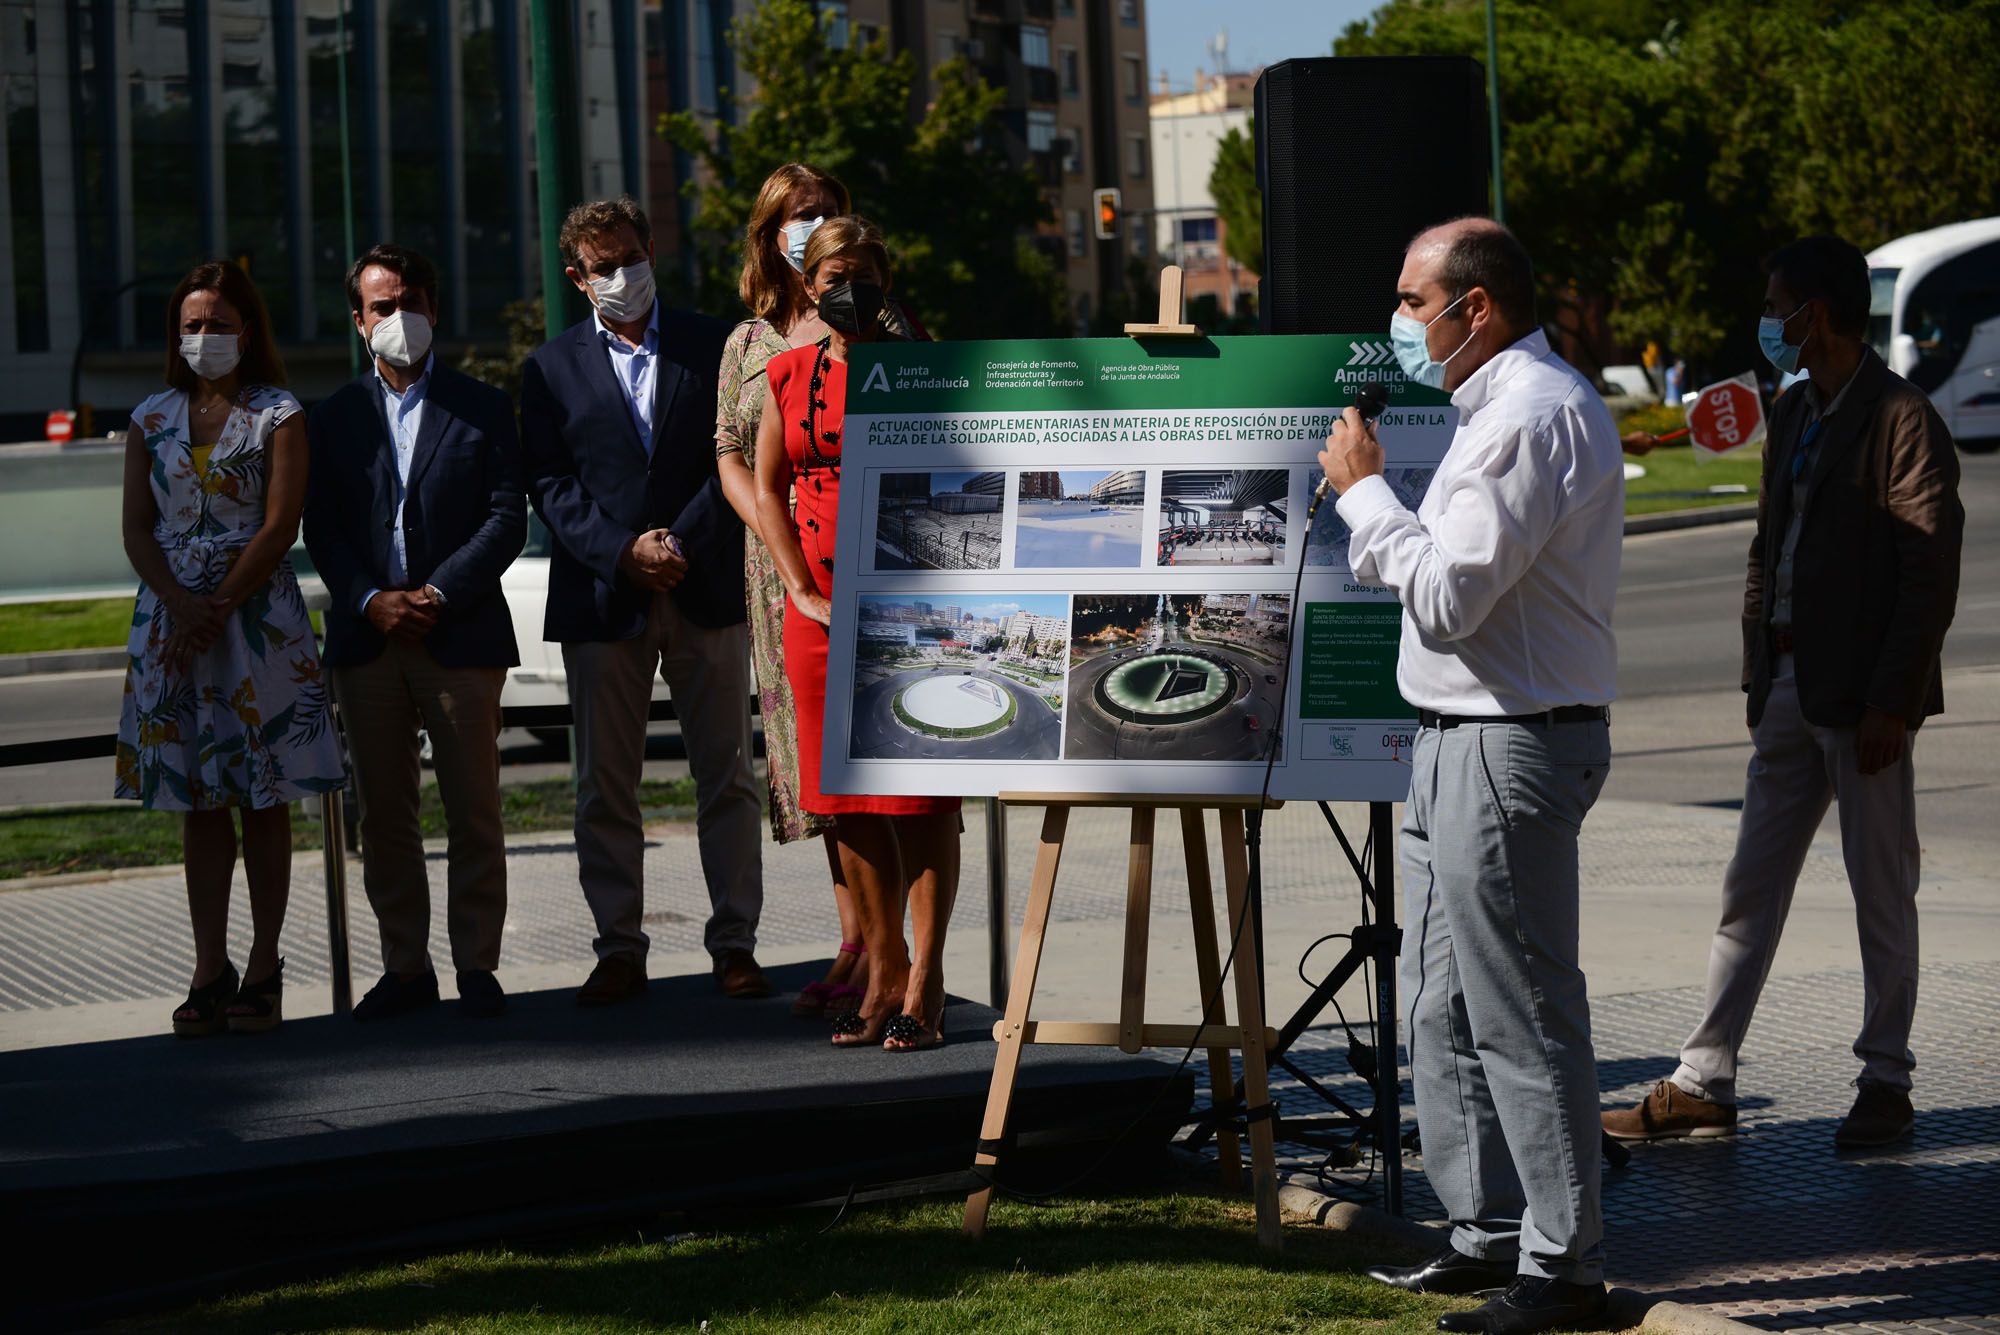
0, 596, 132, 655
0, 776, 698, 882
1615, 405, 1765, 516
123, 1193, 1496, 1335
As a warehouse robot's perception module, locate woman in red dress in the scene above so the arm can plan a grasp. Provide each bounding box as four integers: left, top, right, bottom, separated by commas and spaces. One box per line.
753, 216, 960, 1051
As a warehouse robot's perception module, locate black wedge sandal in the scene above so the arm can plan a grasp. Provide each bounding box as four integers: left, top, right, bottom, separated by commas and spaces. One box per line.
226, 958, 284, 1034
172, 961, 240, 1038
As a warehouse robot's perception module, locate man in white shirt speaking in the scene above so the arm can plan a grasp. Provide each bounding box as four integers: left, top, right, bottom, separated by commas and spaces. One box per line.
1318, 217, 1623, 1335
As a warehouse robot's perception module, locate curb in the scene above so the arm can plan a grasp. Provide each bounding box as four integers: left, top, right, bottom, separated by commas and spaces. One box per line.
1274, 1175, 1763, 1335
1624, 502, 1758, 535
0, 647, 125, 679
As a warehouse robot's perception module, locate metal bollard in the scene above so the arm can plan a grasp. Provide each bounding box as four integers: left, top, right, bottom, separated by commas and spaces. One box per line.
984, 796, 1008, 1008
319, 790, 353, 1014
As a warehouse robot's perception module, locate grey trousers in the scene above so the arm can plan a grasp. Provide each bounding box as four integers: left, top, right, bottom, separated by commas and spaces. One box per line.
562, 590, 763, 964
1672, 658, 1920, 1104
1402, 717, 1610, 1284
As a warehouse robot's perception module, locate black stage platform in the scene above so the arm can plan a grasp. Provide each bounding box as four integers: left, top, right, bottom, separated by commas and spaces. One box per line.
0, 963, 1191, 1327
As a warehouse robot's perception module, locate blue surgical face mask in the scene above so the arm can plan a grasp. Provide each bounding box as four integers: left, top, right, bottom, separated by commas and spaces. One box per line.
782, 216, 826, 272
1758, 302, 1810, 375
1389, 291, 1474, 389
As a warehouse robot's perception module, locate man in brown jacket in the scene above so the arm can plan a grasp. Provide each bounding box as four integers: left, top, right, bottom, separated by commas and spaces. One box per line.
1605, 235, 1963, 1149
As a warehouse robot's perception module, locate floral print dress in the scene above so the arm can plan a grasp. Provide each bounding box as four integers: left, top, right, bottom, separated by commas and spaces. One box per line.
114, 387, 346, 811
717, 318, 836, 844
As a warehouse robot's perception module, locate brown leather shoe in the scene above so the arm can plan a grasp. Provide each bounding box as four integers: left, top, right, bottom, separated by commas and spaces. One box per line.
576, 955, 647, 1007
714, 950, 772, 999
1601, 1079, 1736, 1140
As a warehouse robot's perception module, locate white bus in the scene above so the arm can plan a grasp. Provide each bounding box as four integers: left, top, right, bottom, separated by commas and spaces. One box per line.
1868, 217, 2000, 451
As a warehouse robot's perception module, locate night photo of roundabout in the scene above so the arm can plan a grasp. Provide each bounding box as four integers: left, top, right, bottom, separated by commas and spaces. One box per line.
850, 666, 1063, 761
1064, 594, 1290, 762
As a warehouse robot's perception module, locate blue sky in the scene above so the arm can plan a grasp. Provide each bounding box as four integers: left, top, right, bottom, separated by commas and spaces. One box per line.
1146, 0, 1380, 92
860, 595, 1071, 622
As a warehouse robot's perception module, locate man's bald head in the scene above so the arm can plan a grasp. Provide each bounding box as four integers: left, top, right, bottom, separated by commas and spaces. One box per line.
1407, 216, 1537, 333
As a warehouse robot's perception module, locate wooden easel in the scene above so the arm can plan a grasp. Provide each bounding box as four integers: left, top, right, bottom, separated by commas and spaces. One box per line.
964, 270, 1285, 1250
962, 794, 1283, 1247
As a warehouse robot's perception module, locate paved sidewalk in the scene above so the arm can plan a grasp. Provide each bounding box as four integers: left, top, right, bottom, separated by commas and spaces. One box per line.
0, 796, 1995, 1332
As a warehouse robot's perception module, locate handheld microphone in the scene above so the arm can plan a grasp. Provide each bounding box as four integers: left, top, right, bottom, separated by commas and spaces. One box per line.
1308, 380, 1392, 521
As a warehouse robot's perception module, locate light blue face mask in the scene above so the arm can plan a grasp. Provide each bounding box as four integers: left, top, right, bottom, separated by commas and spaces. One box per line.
1758, 301, 1810, 375
782, 216, 826, 272
1389, 291, 1474, 389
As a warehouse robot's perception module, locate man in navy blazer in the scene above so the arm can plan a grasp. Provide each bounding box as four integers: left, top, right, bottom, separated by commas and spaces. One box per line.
521, 196, 766, 1006
305, 243, 525, 1022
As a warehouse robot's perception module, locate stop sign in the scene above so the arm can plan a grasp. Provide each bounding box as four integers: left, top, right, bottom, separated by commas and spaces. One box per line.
45, 410, 74, 445
1685, 374, 1765, 458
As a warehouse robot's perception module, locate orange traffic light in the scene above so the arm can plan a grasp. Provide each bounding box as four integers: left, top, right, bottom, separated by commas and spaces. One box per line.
1093, 187, 1120, 240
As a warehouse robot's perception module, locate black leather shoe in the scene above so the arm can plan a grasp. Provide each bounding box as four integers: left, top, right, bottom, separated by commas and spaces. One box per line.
1367, 1245, 1515, 1295
456, 969, 506, 1019
352, 969, 440, 1022
1437, 1275, 1609, 1334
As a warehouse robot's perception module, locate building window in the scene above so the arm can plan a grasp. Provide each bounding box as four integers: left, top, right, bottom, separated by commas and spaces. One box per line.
1027, 109, 1058, 154
1180, 217, 1219, 244
1061, 125, 1083, 174
1119, 0, 1141, 25
1132, 224, 1148, 258
1067, 208, 1086, 258
821, 1, 849, 50
1122, 53, 1143, 103
937, 30, 959, 63
855, 23, 878, 46
1059, 0, 1077, 15
1060, 46, 1080, 95
1126, 132, 1147, 179
1021, 25, 1051, 69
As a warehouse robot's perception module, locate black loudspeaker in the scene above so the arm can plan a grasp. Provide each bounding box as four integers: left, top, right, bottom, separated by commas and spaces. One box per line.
1257, 57, 1491, 335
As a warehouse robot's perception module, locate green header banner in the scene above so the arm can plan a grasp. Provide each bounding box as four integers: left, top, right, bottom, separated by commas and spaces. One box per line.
848, 334, 1453, 416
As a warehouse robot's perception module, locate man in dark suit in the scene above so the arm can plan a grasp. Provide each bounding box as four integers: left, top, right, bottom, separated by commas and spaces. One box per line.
1605, 235, 1963, 1149
305, 242, 526, 1021
521, 196, 767, 1006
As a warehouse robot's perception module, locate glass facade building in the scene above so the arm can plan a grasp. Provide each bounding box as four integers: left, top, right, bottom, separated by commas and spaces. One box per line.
0, 0, 741, 435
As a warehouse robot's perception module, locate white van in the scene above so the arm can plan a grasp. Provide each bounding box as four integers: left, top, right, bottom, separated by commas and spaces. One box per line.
1868, 217, 2000, 451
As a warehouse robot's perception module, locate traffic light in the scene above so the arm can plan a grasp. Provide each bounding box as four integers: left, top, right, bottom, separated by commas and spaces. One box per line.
1093, 187, 1120, 240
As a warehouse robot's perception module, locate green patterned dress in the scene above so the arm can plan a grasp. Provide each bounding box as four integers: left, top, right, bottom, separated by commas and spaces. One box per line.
114, 387, 346, 811
716, 318, 835, 843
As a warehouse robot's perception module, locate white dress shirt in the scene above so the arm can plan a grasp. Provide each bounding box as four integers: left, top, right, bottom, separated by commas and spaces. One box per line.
596, 300, 660, 451
360, 355, 434, 612
1333, 329, 1624, 715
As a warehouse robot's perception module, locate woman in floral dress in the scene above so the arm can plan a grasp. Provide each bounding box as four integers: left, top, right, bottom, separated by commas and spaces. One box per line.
116, 260, 346, 1037
713, 163, 863, 1015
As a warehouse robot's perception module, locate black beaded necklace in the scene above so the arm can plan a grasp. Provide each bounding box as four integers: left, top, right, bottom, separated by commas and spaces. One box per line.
796, 336, 840, 573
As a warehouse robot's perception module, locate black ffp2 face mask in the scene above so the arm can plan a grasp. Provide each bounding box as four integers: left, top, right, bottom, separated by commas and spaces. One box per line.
818, 281, 887, 339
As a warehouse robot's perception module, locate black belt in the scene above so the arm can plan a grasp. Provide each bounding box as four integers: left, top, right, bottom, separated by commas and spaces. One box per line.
1417, 705, 1607, 731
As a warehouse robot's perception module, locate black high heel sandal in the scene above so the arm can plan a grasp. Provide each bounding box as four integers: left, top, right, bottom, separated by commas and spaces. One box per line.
172, 961, 239, 1038
226, 958, 284, 1034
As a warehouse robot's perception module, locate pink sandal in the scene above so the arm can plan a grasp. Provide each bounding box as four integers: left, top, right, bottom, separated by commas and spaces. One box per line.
792, 942, 866, 1017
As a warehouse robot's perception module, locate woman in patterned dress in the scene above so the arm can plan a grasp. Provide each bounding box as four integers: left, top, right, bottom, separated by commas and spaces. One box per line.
755, 218, 962, 1051
115, 260, 346, 1037
713, 163, 864, 1015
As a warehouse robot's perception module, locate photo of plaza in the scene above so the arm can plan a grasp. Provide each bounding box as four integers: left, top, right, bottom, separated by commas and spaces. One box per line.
1063, 593, 1291, 762
1154, 470, 1290, 566
1012, 469, 1146, 568
847, 594, 1068, 761
871, 471, 1005, 571
1304, 466, 1439, 568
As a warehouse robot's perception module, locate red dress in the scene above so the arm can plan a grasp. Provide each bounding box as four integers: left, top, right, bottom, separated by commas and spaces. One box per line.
770, 344, 959, 818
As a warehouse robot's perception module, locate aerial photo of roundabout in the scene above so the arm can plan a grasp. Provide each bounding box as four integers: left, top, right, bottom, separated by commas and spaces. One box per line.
847, 596, 1068, 761
1064, 593, 1291, 762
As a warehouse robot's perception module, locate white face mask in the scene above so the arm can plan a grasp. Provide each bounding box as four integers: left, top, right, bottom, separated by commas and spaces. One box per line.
180, 333, 242, 381
588, 261, 656, 324
368, 309, 433, 369
782, 216, 826, 272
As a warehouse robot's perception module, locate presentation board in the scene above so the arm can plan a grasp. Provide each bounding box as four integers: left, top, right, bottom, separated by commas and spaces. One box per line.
819, 335, 1455, 802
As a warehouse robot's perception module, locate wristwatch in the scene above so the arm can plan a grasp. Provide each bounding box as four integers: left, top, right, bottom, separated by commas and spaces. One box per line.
422, 584, 447, 607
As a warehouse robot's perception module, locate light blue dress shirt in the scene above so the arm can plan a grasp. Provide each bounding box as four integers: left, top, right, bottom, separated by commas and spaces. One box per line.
595, 300, 659, 452
360, 356, 434, 613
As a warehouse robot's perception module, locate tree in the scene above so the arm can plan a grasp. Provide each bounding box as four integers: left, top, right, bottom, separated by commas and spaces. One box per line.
661, 0, 1066, 339
1209, 117, 1262, 275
